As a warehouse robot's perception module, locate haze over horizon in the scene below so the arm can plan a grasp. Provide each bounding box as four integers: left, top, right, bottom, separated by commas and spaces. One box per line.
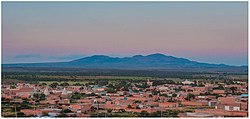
2, 2, 248, 66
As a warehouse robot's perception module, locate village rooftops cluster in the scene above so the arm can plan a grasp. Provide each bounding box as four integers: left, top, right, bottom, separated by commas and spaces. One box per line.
1, 79, 248, 117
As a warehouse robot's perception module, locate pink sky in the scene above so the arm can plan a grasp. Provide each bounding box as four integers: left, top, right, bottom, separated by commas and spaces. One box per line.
2, 2, 248, 65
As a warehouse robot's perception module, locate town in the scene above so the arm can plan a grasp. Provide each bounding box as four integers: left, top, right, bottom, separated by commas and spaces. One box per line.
2, 1, 248, 118
1, 72, 248, 117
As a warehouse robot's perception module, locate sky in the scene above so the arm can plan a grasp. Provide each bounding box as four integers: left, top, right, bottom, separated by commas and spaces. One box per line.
2, 2, 248, 66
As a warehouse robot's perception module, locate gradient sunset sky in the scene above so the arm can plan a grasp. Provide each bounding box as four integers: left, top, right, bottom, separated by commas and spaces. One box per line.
2, 2, 248, 66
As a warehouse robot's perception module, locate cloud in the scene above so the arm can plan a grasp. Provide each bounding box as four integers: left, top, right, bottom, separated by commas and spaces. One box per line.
47, 55, 85, 60
14, 54, 42, 59
4, 54, 86, 63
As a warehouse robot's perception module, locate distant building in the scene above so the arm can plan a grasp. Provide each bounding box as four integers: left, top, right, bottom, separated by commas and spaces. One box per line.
62, 88, 68, 95
44, 86, 50, 95
182, 80, 194, 85
147, 79, 153, 86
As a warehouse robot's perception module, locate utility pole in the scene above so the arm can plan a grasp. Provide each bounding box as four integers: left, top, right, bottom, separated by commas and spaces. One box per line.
161, 107, 163, 118
14, 104, 17, 118
97, 101, 99, 117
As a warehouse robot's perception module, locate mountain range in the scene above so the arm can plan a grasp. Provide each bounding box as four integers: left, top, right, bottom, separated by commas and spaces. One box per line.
2, 53, 247, 72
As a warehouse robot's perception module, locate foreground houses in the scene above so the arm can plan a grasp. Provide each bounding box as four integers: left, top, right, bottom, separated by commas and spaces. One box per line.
1, 78, 248, 117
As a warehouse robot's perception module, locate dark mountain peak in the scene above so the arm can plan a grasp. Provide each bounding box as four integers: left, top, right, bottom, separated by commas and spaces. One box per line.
89, 55, 112, 58
146, 53, 167, 57
145, 53, 178, 61
70, 55, 115, 63
133, 55, 143, 58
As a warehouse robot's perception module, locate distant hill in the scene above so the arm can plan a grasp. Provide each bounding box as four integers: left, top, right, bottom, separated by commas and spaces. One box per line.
2, 53, 247, 72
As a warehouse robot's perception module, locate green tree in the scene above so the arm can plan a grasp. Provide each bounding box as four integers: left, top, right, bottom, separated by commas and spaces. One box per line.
172, 93, 177, 97
185, 93, 195, 101
57, 113, 67, 117
127, 105, 132, 109
60, 82, 69, 87
107, 88, 117, 93
73, 83, 82, 86
17, 112, 26, 117
70, 92, 81, 99
62, 109, 72, 113
33, 93, 46, 101
50, 82, 59, 88
230, 87, 237, 94
107, 109, 113, 113
10, 85, 16, 89
140, 111, 150, 117
134, 100, 141, 104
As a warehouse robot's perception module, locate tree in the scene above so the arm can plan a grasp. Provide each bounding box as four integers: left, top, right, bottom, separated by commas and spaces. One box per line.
96, 95, 102, 98
206, 98, 211, 101
60, 82, 69, 87
107, 84, 115, 89
107, 109, 112, 113
230, 87, 237, 94
70, 92, 81, 99
197, 84, 205, 87
137, 83, 149, 89
62, 109, 72, 113
19, 100, 30, 110
41, 83, 47, 86
213, 85, 224, 90
10, 85, 16, 89
127, 105, 132, 109
107, 88, 116, 93
91, 106, 96, 111
119, 109, 125, 113
163, 110, 180, 117
42, 112, 49, 116
134, 100, 141, 104
33, 93, 46, 101
50, 82, 59, 88
151, 111, 161, 117
185, 93, 195, 101
97, 80, 108, 86
140, 111, 150, 117
17, 112, 26, 117
73, 83, 82, 86
152, 90, 160, 95
57, 113, 67, 117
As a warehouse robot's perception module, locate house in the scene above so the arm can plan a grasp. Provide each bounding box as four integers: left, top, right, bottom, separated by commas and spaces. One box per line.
69, 104, 82, 112
19, 93, 31, 99
81, 104, 92, 113
40, 100, 57, 105
181, 86, 193, 92
193, 87, 206, 92
159, 102, 178, 108
216, 97, 248, 111
158, 86, 169, 91
213, 90, 225, 94
181, 101, 204, 106
77, 99, 92, 104
208, 100, 217, 106
115, 100, 134, 106
20, 109, 43, 116
59, 99, 70, 104
144, 101, 159, 107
